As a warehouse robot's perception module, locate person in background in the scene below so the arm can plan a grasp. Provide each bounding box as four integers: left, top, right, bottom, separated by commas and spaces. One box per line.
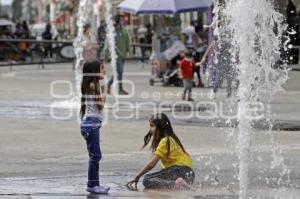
22, 21, 30, 39
198, 38, 238, 99
42, 23, 53, 58
105, 14, 130, 95
179, 51, 197, 101
192, 26, 206, 87
144, 24, 153, 64
14, 22, 22, 38
145, 24, 153, 48
137, 24, 148, 67
182, 22, 195, 47
97, 20, 106, 56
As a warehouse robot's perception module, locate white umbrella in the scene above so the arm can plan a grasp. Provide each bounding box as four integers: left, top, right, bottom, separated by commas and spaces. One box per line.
117, 0, 213, 15
0, 19, 15, 26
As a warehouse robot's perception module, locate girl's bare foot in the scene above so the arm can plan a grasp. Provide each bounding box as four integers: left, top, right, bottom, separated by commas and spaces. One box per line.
175, 177, 189, 189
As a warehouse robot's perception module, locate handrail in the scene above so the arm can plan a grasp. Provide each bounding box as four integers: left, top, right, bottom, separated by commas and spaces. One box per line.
0, 39, 73, 44
0, 39, 151, 68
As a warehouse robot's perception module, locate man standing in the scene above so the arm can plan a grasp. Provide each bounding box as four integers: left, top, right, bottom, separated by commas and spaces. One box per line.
42, 23, 53, 59
137, 24, 147, 67
107, 14, 130, 95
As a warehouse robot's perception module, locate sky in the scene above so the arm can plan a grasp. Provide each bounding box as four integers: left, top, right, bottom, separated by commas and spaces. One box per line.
1, 0, 13, 5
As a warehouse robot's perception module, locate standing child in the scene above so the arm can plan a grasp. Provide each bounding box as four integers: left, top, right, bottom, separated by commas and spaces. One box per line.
126, 113, 195, 190
179, 51, 197, 101
80, 61, 110, 194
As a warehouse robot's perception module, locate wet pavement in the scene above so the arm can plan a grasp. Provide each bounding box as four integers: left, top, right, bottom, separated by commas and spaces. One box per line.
0, 62, 300, 198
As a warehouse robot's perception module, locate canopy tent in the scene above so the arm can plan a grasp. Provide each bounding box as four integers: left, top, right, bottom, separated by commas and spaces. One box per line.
116, 0, 213, 15
0, 19, 15, 27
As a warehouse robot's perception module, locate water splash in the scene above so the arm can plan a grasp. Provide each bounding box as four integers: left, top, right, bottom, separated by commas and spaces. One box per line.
214, 0, 289, 198
73, 0, 97, 99
104, 0, 118, 94
70, 0, 118, 121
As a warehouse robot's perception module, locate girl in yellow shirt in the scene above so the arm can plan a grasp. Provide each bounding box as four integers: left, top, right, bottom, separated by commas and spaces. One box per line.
127, 113, 195, 190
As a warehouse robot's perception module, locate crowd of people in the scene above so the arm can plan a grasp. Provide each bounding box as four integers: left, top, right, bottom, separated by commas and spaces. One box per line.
82, 14, 234, 100
0, 20, 57, 61
0, 20, 30, 61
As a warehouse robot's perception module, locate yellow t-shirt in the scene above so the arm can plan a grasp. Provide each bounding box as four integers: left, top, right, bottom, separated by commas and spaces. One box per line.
154, 136, 193, 169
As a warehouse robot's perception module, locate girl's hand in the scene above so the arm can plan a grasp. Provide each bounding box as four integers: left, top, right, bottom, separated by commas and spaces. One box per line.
126, 177, 139, 191
198, 59, 206, 67
195, 62, 201, 67
126, 155, 159, 191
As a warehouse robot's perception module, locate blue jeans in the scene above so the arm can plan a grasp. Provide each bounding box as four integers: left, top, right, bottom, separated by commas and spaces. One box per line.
108, 58, 125, 90
80, 117, 102, 188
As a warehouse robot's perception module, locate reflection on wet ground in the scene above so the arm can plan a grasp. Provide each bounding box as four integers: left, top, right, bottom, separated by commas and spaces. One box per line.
1, 64, 300, 198
1, 99, 300, 131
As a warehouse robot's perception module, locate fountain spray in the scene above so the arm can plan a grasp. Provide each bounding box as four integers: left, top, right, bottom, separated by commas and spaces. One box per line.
213, 0, 289, 197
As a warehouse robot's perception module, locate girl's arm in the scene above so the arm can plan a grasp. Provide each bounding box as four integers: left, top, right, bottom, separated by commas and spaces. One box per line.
126, 154, 160, 190
87, 42, 98, 50
99, 83, 106, 106
196, 41, 215, 66
99, 64, 106, 106
134, 154, 160, 180
178, 64, 183, 79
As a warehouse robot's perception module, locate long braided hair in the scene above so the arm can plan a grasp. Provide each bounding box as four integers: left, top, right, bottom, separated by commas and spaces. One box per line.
143, 113, 188, 157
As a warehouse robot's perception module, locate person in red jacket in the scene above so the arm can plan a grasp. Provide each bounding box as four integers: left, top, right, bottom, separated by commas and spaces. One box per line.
179, 51, 196, 101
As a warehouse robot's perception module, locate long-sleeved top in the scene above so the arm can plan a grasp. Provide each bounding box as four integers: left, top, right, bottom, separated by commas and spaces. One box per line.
115, 27, 130, 59
102, 27, 130, 60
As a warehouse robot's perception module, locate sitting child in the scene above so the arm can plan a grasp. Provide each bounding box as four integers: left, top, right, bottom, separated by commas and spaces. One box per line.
126, 113, 195, 190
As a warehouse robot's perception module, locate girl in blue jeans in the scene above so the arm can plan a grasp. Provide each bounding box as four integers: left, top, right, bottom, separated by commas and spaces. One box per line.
80, 61, 109, 194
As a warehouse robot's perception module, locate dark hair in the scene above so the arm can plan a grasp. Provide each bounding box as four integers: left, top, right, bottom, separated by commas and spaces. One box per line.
83, 23, 91, 33
143, 113, 188, 157
45, 23, 51, 32
195, 25, 202, 34
22, 21, 29, 30
80, 60, 103, 118
16, 22, 21, 28
185, 51, 193, 58
114, 14, 122, 24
